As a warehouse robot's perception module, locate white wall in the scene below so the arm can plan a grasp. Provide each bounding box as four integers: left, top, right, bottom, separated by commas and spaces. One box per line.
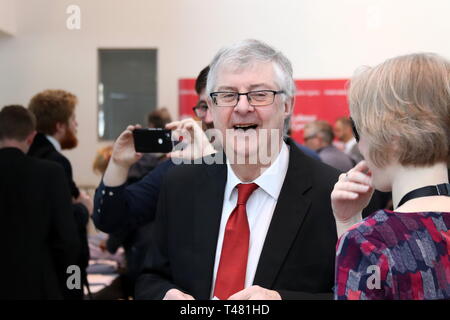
1, 0, 450, 186
0, 0, 16, 35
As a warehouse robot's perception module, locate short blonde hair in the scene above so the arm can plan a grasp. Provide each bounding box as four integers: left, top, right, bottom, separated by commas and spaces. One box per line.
348, 53, 450, 167
93, 145, 113, 175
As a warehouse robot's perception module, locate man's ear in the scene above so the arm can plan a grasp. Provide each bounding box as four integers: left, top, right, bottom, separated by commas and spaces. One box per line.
26, 131, 37, 146
55, 121, 67, 135
284, 96, 295, 116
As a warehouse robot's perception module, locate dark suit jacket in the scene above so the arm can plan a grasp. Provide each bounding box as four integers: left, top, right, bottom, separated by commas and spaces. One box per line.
28, 133, 80, 198
28, 132, 90, 297
0, 148, 80, 299
135, 140, 340, 300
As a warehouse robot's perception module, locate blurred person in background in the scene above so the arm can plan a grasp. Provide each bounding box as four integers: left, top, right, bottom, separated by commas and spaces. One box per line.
334, 116, 363, 164
93, 145, 113, 176
304, 120, 354, 172
0, 105, 80, 299
28, 89, 91, 299
332, 53, 450, 300
192, 66, 215, 131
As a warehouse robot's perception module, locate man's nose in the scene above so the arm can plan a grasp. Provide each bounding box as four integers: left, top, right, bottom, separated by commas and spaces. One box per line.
234, 94, 254, 114
204, 108, 213, 125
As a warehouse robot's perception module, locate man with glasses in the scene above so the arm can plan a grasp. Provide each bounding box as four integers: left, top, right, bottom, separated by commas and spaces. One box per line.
196, 81, 319, 162
192, 66, 214, 131
136, 40, 341, 300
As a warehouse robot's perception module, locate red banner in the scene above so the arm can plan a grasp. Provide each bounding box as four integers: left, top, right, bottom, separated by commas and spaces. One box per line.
178, 79, 198, 119
179, 79, 350, 143
291, 79, 349, 143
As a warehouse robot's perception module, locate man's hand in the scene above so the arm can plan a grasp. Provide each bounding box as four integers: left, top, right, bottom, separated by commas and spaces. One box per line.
166, 118, 216, 160
110, 124, 143, 168
103, 124, 143, 187
163, 288, 195, 300
331, 160, 374, 223
228, 286, 281, 300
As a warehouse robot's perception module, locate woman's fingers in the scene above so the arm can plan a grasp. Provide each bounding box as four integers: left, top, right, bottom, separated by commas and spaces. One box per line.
332, 190, 359, 200
353, 160, 370, 172
335, 181, 370, 193
339, 160, 372, 186
340, 171, 372, 186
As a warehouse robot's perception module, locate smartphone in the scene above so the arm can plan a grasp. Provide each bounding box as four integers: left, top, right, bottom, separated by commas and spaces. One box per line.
133, 128, 174, 153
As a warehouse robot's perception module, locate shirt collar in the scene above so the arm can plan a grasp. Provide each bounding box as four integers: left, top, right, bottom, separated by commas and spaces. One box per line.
46, 135, 61, 152
344, 137, 357, 153
225, 141, 290, 201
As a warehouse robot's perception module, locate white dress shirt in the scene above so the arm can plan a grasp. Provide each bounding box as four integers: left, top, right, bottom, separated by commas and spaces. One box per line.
344, 137, 357, 155
45, 135, 62, 152
210, 142, 290, 298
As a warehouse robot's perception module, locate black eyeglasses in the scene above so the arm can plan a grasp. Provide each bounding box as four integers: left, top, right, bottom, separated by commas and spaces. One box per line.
350, 117, 360, 142
209, 90, 284, 107
192, 103, 208, 118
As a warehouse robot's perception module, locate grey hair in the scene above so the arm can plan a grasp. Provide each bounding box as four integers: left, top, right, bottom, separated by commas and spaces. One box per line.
206, 39, 296, 99
283, 116, 291, 137
304, 120, 334, 145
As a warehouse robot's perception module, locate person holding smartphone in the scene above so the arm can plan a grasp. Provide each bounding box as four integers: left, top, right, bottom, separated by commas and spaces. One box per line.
93, 66, 215, 234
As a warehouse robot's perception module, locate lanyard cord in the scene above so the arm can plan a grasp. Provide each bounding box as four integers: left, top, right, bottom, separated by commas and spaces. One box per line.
398, 183, 450, 207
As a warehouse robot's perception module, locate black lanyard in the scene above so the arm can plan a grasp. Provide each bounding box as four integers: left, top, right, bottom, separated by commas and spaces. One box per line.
398, 183, 450, 207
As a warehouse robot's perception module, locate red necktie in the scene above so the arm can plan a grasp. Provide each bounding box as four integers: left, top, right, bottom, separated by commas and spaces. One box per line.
213, 183, 259, 300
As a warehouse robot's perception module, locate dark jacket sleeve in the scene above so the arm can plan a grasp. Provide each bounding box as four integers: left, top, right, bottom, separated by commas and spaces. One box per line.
72, 203, 90, 269
53, 153, 80, 199
47, 164, 81, 296
53, 154, 90, 269
106, 229, 132, 254
93, 159, 174, 233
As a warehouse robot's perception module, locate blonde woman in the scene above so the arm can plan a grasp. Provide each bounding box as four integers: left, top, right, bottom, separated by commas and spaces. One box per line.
332, 53, 450, 300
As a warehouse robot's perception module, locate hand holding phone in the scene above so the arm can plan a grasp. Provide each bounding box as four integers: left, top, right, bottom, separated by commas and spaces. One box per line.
166, 118, 216, 160
109, 124, 144, 169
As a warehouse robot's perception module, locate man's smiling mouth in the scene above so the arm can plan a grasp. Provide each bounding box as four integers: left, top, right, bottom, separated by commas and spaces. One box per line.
232, 124, 258, 131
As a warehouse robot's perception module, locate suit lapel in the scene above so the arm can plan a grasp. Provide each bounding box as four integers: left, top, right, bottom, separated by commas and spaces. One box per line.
192, 161, 227, 299
253, 144, 313, 288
